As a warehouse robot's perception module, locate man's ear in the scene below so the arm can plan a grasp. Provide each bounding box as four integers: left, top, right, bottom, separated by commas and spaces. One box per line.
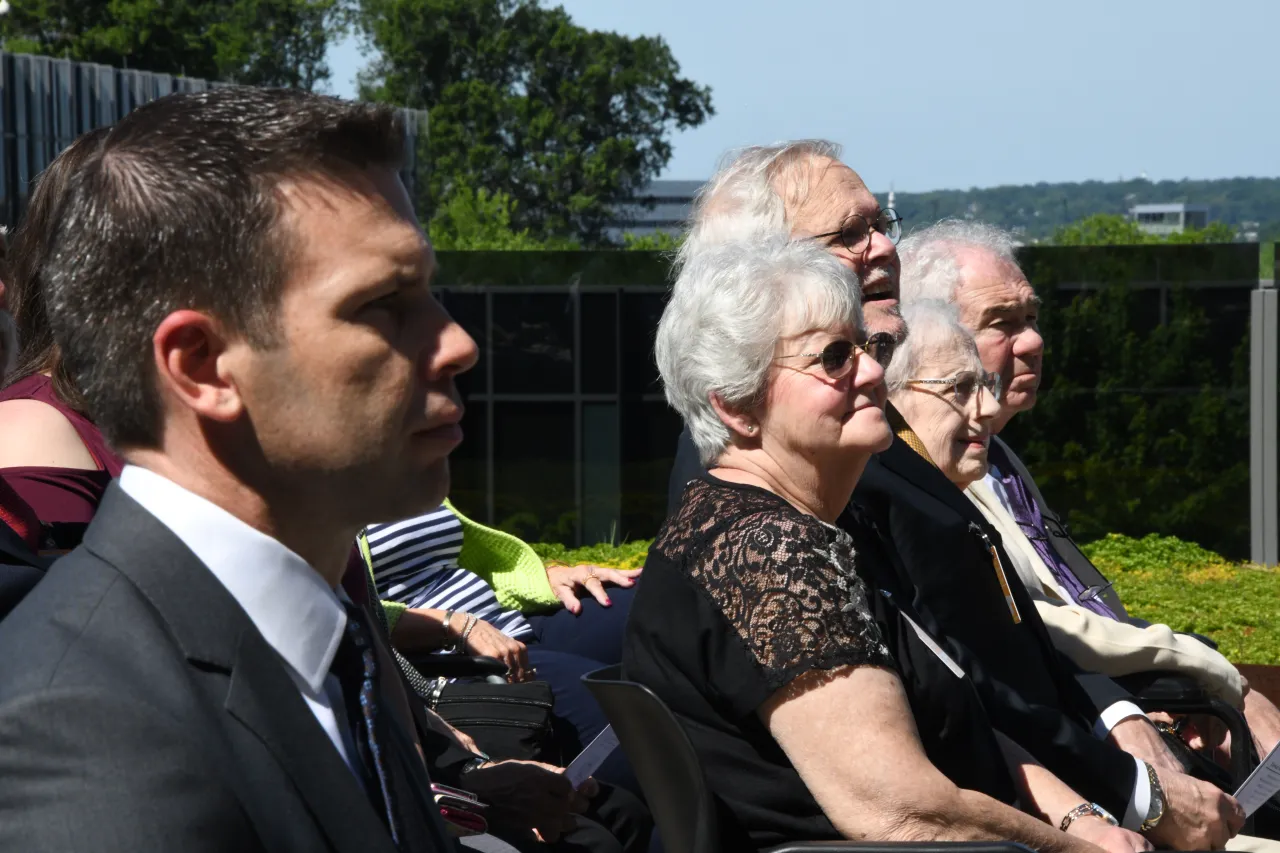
709, 393, 760, 440
152, 310, 244, 423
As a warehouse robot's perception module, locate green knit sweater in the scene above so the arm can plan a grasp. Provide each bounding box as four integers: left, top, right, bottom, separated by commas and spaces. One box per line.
359, 500, 560, 634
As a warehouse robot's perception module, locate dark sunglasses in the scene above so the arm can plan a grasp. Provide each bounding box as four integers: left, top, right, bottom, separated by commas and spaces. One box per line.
776, 333, 894, 380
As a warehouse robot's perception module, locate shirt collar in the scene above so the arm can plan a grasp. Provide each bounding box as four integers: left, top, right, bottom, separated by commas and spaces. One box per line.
118, 465, 346, 693
886, 404, 936, 467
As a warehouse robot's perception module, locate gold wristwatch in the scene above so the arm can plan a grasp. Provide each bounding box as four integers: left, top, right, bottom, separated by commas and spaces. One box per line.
1140, 760, 1166, 833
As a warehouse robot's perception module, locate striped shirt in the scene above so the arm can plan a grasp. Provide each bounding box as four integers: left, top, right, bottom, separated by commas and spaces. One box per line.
364, 506, 534, 640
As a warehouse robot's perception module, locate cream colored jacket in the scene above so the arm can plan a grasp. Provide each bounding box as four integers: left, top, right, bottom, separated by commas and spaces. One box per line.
965, 475, 1244, 706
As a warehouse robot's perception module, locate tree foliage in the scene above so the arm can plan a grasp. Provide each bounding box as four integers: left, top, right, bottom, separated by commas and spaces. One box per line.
1004, 243, 1257, 558
0, 0, 346, 90
884, 176, 1280, 245
1050, 213, 1238, 246
354, 0, 713, 245
428, 182, 578, 250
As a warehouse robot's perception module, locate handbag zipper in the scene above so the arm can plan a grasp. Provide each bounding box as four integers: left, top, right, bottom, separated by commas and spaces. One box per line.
442, 718, 550, 730
434, 695, 554, 710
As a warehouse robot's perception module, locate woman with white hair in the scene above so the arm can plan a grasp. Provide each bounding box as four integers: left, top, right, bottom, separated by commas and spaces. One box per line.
622, 238, 1149, 852
882, 300, 1003, 487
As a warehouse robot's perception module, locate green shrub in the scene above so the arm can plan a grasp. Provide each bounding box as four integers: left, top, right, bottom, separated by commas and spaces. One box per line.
1081, 534, 1279, 665
529, 539, 653, 571
533, 532, 1280, 665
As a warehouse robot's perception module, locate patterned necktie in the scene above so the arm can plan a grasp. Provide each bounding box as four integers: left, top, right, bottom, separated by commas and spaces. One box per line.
987, 443, 1118, 619
333, 602, 403, 847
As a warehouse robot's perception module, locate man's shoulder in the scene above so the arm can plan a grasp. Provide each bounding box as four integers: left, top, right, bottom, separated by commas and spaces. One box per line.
0, 547, 188, 704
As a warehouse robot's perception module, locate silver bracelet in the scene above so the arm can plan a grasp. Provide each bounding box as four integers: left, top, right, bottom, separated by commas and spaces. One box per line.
442, 609, 457, 651
459, 613, 480, 646
1060, 802, 1118, 833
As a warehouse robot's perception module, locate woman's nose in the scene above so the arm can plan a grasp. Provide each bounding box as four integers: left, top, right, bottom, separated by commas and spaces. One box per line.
855, 351, 885, 390
974, 384, 999, 421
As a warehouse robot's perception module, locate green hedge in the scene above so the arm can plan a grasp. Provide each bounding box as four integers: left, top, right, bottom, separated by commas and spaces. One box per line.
536, 533, 1280, 665
1082, 534, 1279, 665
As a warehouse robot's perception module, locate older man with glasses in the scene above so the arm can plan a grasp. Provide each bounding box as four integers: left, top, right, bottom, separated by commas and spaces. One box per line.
665, 140, 903, 512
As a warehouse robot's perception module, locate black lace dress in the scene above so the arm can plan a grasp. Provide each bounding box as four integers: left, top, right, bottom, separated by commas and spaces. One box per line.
623, 474, 1018, 849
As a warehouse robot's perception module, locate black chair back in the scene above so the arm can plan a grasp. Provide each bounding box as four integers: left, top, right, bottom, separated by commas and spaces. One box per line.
582, 665, 720, 853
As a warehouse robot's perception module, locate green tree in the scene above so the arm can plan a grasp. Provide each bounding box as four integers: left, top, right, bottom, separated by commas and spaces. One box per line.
1005, 243, 1258, 557
354, 0, 713, 245
1050, 213, 1241, 246
1050, 213, 1152, 245
0, 0, 346, 90
621, 231, 681, 251
428, 182, 578, 249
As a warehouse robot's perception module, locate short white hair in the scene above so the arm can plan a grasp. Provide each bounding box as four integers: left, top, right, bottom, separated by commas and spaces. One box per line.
885, 299, 980, 394
898, 220, 1021, 306
674, 140, 843, 277
657, 236, 863, 465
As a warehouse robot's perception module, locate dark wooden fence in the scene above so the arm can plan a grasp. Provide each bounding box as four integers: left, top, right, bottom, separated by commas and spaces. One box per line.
0, 50, 428, 227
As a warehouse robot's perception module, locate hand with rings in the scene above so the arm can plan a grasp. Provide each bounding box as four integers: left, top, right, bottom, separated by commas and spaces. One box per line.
545, 563, 642, 615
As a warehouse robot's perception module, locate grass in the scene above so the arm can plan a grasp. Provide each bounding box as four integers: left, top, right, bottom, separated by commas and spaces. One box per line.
531, 533, 1280, 665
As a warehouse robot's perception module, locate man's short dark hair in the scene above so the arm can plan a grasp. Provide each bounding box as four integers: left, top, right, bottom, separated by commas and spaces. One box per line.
43, 87, 406, 448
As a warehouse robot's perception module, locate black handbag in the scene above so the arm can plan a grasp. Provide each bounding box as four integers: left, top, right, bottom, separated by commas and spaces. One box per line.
425, 678, 559, 765
364, 569, 560, 765
390, 645, 559, 765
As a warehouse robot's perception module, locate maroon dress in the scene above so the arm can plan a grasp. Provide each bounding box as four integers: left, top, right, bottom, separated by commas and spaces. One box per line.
0, 374, 123, 550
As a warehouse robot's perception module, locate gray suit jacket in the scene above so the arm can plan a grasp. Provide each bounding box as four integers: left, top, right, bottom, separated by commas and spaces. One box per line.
0, 484, 449, 852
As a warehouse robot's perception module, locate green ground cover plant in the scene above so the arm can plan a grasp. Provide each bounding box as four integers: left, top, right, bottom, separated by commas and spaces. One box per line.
532, 533, 1279, 665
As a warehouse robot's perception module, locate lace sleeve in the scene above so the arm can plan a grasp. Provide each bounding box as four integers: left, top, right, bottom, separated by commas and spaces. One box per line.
688, 505, 894, 693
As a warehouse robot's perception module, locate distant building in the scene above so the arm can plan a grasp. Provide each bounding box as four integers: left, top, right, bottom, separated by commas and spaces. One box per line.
607, 179, 703, 241
1129, 203, 1209, 237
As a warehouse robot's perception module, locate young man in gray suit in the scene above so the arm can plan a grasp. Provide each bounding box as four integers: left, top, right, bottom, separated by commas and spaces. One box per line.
0, 87, 477, 851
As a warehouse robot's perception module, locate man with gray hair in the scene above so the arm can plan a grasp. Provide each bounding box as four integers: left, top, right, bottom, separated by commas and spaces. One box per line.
666, 140, 904, 510
896, 219, 1280, 836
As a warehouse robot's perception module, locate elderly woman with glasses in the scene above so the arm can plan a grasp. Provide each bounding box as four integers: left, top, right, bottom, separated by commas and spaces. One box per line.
623, 238, 1148, 853
882, 300, 1003, 488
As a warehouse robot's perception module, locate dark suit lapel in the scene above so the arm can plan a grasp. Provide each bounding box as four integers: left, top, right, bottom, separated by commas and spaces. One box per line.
366, 601, 452, 853
225, 630, 398, 853
80, 485, 398, 853
876, 435, 989, 527
874, 437, 1066, 647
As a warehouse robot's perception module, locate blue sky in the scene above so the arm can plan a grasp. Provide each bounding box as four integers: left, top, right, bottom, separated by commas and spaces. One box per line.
326, 0, 1277, 193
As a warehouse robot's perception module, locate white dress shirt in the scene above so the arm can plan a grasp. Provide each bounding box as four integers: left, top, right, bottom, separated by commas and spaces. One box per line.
119, 465, 364, 782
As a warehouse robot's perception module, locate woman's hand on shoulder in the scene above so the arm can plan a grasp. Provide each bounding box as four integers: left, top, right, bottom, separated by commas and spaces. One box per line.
0, 399, 98, 470
546, 563, 641, 614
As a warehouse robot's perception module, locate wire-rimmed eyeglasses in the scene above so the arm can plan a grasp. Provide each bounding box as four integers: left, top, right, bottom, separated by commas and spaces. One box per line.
808, 208, 903, 256
906, 370, 1002, 407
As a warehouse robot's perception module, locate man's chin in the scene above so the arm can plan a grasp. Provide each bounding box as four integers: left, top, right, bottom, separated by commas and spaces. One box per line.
1006, 389, 1037, 413
377, 459, 451, 523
